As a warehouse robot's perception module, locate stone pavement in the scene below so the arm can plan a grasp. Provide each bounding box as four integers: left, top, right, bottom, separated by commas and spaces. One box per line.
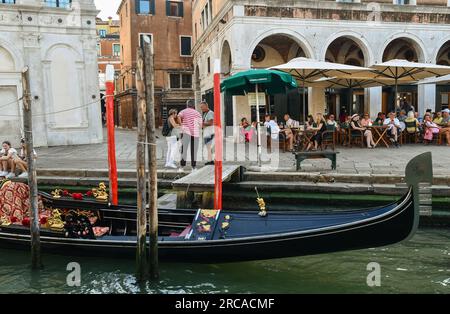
34, 128, 450, 176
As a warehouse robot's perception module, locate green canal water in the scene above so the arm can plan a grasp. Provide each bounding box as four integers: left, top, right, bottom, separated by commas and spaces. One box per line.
0, 228, 448, 294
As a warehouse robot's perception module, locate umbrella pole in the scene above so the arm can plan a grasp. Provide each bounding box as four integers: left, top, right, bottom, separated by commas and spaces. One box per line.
256, 83, 262, 167
303, 79, 306, 123
395, 78, 398, 112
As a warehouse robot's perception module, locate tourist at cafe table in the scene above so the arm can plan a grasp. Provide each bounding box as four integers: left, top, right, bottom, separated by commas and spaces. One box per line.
374, 112, 386, 125
0, 141, 18, 179
350, 114, 376, 149
423, 113, 441, 145
178, 100, 202, 172
439, 108, 450, 146
327, 114, 340, 130
240, 117, 255, 143
383, 112, 401, 148
264, 115, 281, 147
360, 113, 373, 127
305, 115, 315, 129
201, 101, 215, 166
404, 111, 420, 135
279, 114, 296, 151
305, 113, 327, 152
433, 111, 443, 125
284, 114, 300, 128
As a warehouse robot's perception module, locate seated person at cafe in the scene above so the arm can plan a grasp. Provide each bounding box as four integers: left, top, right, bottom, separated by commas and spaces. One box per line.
264, 115, 281, 147
305, 115, 315, 129
305, 113, 327, 151
398, 110, 407, 123
240, 118, 255, 143
350, 114, 376, 148
397, 110, 407, 131
13, 138, 37, 178
284, 114, 300, 128
404, 111, 420, 134
0, 141, 18, 179
326, 114, 339, 130
423, 113, 441, 144
374, 112, 386, 125
433, 111, 443, 125
439, 108, 450, 146
383, 112, 401, 148
360, 113, 373, 127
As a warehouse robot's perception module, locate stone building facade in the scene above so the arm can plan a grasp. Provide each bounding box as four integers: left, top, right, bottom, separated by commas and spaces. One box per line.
96, 17, 121, 92
116, 0, 194, 128
192, 0, 450, 128
0, 0, 103, 147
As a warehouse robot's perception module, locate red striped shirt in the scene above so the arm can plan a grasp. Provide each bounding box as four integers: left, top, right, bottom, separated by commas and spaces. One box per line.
178, 108, 202, 137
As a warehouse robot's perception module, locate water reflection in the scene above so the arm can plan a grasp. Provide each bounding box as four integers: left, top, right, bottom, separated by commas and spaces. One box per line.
0, 228, 448, 294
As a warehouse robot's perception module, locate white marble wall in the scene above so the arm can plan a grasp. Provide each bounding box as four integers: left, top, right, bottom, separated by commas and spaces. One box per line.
194, 3, 450, 123
0, 0, 102, 147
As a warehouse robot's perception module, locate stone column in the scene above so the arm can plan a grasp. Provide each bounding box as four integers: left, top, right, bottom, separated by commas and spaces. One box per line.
368, 86, 382, 118
418, 83, 436, 116
309, 87, 326, 116
21, 32, 48, 147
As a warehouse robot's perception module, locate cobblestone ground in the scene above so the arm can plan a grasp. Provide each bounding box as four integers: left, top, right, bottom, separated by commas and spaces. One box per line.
35, 128, 450, 176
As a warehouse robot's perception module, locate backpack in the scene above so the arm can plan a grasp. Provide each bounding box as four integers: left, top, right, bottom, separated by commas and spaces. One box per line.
162, 118, 173, 137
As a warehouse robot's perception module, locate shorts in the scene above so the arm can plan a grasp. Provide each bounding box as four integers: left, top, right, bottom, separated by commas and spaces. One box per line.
204, 134, 215, 145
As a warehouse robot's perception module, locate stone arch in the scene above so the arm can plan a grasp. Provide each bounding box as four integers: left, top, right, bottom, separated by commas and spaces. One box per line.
220, 40, 232, 76
245, 29, 315, 68
0, 38, 23, 71
43, 43, 86, 128
380, 33, 427, 63
434, 39, 450, 65
44, 43, 83, 62
322, 31, 373, 66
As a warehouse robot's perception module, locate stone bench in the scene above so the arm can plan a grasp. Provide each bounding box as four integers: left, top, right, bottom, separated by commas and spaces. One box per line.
293, 151, 339, 171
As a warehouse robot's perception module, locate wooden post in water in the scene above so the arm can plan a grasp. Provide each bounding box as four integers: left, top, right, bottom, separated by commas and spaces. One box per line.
21, 67, 42, 270
143, 38, 159, 280
135, 48, 148, 280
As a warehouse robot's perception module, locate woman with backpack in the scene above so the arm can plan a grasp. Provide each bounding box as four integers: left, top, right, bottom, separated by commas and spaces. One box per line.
164, 109, 181, 169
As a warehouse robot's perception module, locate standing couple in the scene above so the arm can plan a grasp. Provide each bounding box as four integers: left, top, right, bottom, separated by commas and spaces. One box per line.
164, 100, 215, 172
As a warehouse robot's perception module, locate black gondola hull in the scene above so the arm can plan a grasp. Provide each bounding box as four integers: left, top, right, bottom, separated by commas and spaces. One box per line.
0, 188, 416, 263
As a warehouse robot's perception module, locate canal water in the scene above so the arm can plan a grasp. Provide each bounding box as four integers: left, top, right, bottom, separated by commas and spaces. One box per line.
0, 228, 448, 293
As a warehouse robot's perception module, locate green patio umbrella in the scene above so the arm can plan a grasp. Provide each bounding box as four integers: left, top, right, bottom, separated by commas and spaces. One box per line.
221, 69, 298, 166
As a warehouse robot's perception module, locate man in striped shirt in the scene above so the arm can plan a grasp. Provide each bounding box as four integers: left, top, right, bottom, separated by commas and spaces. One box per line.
178, 100, 202, 171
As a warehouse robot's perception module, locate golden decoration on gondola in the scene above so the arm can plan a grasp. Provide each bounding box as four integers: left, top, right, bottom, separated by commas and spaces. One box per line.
47, 209, 65, 231
0, 215, 11, 226
51, 189, 62, 199
92, 182, 108, 202
200, 209, 218, 219
257, 197, 267, 217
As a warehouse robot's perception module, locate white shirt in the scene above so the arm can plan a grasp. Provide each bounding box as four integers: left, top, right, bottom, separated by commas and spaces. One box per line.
286, 118, 299, 128
0, 147, 17, 158
266, 120, 280, 140
383, 118, 401, 129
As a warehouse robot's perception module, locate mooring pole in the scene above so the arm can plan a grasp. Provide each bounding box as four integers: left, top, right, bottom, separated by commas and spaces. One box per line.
135, 48, 148, 280
143, 37, 159, 280
213, 60, 223, 210
22, 67, 42, 270
105, 65, 119, 205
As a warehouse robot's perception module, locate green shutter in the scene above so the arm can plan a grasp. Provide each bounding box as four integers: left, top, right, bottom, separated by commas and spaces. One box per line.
179, 2, 184, 17
150, 0, 155, 15
166, 1, 171, 16
135, 0, 140, 14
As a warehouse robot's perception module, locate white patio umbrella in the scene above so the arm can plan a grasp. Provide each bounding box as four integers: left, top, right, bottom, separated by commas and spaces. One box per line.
417, 74, 450, 85
270, 58, 373, 121
370, 59, 450, 107
313, 77, 401, 114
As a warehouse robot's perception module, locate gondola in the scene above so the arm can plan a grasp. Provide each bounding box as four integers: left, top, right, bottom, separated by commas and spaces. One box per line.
0, 152, 432, 263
